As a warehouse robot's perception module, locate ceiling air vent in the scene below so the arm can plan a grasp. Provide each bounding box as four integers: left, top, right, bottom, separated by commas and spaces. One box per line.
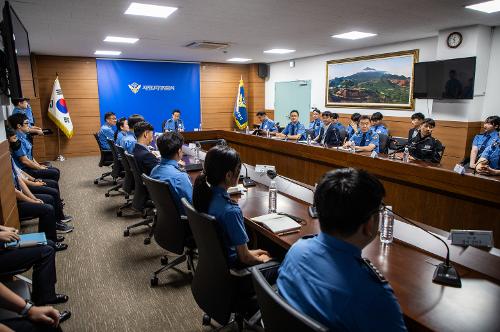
185, 41, 230, 50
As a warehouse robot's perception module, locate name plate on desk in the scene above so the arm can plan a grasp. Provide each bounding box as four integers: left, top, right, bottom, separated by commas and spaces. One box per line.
450, 230, 494, 248
453, 164, 465, 175
255, 165, 276, 174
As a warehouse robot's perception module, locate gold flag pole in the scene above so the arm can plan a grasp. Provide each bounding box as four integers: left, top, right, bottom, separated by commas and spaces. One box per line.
54, 72, 65, 161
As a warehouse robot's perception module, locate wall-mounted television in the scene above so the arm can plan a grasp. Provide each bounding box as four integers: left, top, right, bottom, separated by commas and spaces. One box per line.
1, 1, 34, 98
413, 57, 476, 100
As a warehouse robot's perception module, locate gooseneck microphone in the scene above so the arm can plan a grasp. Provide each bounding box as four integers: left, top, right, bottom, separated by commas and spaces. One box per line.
241, 163, 256, 187
386, 207, 461, 288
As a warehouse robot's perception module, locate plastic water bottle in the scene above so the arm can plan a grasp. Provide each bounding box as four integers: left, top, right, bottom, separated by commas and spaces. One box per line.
307, 134, 311, 145
268, 180, 277, 213
245, 126, 250, 134
403, 147, 409, 163
199, 123, 202, 131
380, 207, 394, 244
194, 144, 200, 163
266, 130, 271, 138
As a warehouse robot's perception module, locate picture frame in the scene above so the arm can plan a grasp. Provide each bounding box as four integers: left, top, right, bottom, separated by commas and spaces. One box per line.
325, 50, 419, 109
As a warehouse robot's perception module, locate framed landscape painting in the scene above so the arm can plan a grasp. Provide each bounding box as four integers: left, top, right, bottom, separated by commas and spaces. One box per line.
325, 50, 418, 109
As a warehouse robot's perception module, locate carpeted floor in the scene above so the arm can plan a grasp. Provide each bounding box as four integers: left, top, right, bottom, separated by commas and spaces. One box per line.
28, 155, 235, 331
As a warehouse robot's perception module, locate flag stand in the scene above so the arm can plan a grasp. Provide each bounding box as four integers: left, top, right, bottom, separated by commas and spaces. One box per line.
55, 128, 65, 161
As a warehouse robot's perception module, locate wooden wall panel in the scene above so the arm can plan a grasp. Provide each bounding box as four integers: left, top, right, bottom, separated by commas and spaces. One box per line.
0, 141, 19, 228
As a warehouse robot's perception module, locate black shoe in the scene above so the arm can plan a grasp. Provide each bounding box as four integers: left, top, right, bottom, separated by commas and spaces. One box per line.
54, 243, 68, 252
55, 235, 65, 243
45, 294, 69, 305
60, 215, 73, 223
56, 222, 74, 233
59, 310, 71, 323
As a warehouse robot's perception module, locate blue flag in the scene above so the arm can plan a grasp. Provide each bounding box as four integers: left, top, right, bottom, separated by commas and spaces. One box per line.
233, 78, 248, 129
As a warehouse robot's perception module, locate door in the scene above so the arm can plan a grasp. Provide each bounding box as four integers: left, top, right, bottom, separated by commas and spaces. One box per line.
274, 80, 311, 128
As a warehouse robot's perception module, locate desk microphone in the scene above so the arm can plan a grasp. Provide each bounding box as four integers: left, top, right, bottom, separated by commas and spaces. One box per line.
195, 139, 227, 146
386, 207, 461, 288
241, 163, 256, 187
266, 170, 318, 218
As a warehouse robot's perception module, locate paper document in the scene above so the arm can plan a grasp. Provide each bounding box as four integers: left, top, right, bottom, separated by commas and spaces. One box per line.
228, 184, 246, 195
252, 213, 301, 234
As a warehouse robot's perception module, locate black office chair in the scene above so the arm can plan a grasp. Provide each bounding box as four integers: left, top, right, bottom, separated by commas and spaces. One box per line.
437, 144, 446, 163
142, 174, 196, 286
113, 145, 135, 217
123, 152, 155, 237
182, 198, 277, 330
251, 268, 329, 332
104, 139, 125, 197
0, 277, 32, 321
338, 127, 347, 144
378, 133, 389, 154
93, 133, 113, 185
388, 136, 408, 151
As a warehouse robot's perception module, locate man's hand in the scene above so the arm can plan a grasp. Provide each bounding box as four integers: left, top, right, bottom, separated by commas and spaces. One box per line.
30, 181, 45, 187
0, 323, 14, 332
27, 306, 60, 327
0, 231, 20, 243
178, 159, 186, 167
478, 166, 500, 176
0, 225, 18, 233
343, 141, 353, 148
30, 198, 44, 204
250, 249, 271, 262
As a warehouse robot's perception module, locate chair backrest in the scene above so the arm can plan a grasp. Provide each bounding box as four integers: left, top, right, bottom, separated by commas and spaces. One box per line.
251, 268, 329, 332
388, 136, 408, 151
94, 133, 112, 167
437, 144, 446, 162
338, 127, 347, 144
125, 152, 148, 210
142, 174, 186, 255
115, 145, 134, 194
106, 138, 123, 178
378, 133, 389, 154
181, 198, 233, 326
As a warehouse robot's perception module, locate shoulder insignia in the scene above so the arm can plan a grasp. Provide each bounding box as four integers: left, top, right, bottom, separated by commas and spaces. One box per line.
360, 258, 387, 283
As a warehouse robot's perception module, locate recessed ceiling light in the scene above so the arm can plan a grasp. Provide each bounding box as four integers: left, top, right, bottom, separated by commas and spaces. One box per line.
466, 0, 500, 13
124, 2, 178, 18
95, 50, 122, 56
104, 36, 139, 44
227, 58, 252, 62
332, 31, 377, 40
264, 49, 296, 54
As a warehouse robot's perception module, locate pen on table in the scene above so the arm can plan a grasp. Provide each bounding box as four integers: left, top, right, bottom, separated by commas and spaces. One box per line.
278, 229, 300, 236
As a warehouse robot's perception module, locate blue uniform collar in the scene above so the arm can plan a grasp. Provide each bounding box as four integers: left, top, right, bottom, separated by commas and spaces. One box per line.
317, 232, 361, 258
212, 185, 229, 198
160, 158, 180, 167
16, 130, 27, 139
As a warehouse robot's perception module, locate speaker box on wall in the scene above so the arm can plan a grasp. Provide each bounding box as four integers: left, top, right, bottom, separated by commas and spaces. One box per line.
257, 63, 269, 79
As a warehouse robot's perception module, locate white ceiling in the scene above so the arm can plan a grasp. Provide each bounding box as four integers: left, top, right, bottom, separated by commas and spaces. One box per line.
10, 0, 500, 63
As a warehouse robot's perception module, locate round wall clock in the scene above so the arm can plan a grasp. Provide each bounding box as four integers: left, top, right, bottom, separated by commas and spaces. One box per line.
447, 32, 463, 48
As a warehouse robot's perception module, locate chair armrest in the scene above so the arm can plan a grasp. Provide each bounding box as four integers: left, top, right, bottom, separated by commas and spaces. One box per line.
230, 260, 281, 278
181, 215, 188, 221
230, 267, 252, 277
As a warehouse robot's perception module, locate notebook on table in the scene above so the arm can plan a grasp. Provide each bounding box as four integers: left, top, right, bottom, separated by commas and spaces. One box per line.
3, 232, 47, 249
251, 213, 301, 234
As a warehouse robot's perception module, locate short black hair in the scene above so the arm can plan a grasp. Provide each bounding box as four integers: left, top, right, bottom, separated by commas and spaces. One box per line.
314, 168, 385, 236
11, 97, 28, 106
485, 115, 500, 130
312, 108, 321, 115
256, 111, 267, 116
422, 118, 436, 128
157, 132, 184, 159
104, 112, 116, 121
8, 113, 28, 129
351, 113, 361, 122
6, 126, 16, 138
128, 114, 145, 131
290, 110, 299, 116
411, 112, 425, 121
322, 111, 333, 118
331, 112, 339, 119
359, 115, 371, 122
371, 112, 383, 121
133, 121, 154, 138
172, 109, 181, 115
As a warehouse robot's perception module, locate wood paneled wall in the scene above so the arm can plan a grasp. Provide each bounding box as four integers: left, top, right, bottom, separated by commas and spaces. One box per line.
0, 141, 19, 227
31, 56, 265, 160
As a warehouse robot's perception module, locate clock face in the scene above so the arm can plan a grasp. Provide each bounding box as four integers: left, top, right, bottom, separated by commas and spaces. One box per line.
447, 32, 462, 48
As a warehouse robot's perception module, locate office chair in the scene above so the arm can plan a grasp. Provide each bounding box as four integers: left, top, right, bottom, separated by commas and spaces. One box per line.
93, 133, 113, 185
142, 174, 196, 286
338, 127, 347, 144
182, 198, 277, 330
378, 133, 389, 154
388, 136, 408, 151
104, 139, 126, 197
123, 152, 155, 237
251, 268, 329, 332
437, 144, 446, 163
0, 276, 32, 321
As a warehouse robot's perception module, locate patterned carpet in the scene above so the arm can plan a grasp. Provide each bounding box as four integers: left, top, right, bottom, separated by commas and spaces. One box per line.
29, 156, 234, 331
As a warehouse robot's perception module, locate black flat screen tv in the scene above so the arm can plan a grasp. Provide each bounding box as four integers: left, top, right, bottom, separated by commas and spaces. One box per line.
1, 1, 34, 98
413, 57, 476, 100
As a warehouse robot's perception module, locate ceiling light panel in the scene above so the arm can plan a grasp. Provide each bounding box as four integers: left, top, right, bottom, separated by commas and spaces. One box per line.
124, 2, 178, 18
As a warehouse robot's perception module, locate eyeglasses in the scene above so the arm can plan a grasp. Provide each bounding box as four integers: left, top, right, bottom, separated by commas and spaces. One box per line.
22, 121, 29, 125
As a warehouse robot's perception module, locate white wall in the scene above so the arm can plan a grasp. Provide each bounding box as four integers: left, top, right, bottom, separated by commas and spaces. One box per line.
483, 27, 500, 119
265, 25, 498, 122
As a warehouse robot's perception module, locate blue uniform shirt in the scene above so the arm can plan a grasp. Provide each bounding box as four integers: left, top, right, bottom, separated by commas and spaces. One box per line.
259, 118, 277, 132
150, 158, 193, 213
207, 186, 249, 265
350, 129, 380, 152
282, 122, 306, 140
371, 124, 388, 135
472, 131, 498, 156
12, 131, 33, 170
309, 119, 323, 138
116, 131, 133, 148
98, 124, 115, 150
333, 122, 345, 131
164, 118, 184, 132
11, 158, 20, 190
347, 124, 356, 139
13, 106, 35, 126
277, 233, 407, 332
121, 133, 137, 154
480, 139, 500, 169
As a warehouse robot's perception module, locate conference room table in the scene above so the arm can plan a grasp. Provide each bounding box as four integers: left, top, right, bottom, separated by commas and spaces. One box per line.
183, 130, 500, 245
180, 143, 500, 332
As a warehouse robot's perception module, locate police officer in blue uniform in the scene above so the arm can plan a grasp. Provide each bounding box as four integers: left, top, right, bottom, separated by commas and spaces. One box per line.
162, 109, 184, 132
343, 115, 380, 152
468, 115, 499, 169
12, 98, 44, 141
331, 112, 345, 131
276, 110, 306, 141
98, 112, 117, 150
308, 108, 323, 138
476, 138, 500, 176
256, 111, 277, 132
114, 117, 129, 145
277, 168, 407, 331
371, 112, 389, 135
346, 112, 361, 139
150, 132, 192, 213
120, 114, 145, 153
